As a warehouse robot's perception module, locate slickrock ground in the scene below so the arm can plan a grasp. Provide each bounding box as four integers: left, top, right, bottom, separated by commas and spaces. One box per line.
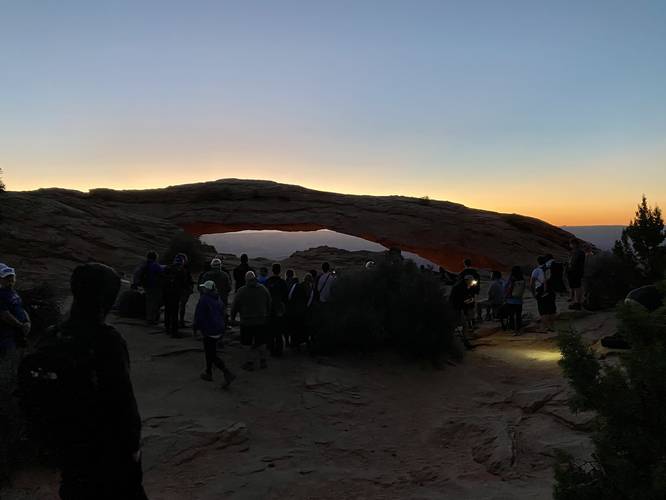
5, 290, 612, 500
0, 179, 577, 290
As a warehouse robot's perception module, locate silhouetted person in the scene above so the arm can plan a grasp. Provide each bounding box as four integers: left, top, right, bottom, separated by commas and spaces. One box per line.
194, 281, 236, 387
0, 264, 30, 481
257, 267, 269, 285
286, 272, 310, 348
265, 263, 288, 356
285, 269, 296, 290
233, 254, 253, 292
504, 266, 526, 334
162, 255, 189, 337
28, 264, 146, 499
531, 256, 551, 332
449, 275, 476, 349
317, 262, 335, 303
202, 258, 232, 324
231, 271, 271, 371
133, 251, 163, 325
567, 239, 586, 310
458, 258, 481, 294
177, 253, 194, 328
477, 270, 505, 321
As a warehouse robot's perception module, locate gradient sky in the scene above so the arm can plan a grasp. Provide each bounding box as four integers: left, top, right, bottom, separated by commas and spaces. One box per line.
2, 1, 665, 225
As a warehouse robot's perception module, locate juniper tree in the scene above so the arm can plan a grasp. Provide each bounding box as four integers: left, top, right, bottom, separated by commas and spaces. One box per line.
613, 195, 665, 276
554, 297, 666, 500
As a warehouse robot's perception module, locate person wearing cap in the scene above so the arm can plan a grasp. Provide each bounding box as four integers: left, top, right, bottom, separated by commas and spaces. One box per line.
193, 281, 236, 387
0, 264, 30, 481
35, 263, 146, 499
0, 265, 30, 353
231, 271, 272, 371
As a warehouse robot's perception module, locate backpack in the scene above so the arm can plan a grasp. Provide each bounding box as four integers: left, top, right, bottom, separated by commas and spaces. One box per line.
511, 280, 526, 299
545, 261, 567, 294
17, 326, 98, 452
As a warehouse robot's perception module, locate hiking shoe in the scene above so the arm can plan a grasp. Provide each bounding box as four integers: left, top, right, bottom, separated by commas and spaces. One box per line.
222, 371, 237, 388
241, 361, 255, 372
260, 359, 268, 370
200, 371, 213, 382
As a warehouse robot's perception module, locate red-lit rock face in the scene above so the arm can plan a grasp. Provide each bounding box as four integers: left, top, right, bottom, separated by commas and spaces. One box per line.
0, 179, 577, 288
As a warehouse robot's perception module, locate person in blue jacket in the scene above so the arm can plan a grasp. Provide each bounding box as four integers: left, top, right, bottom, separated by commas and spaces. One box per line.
193, 281, 236, 388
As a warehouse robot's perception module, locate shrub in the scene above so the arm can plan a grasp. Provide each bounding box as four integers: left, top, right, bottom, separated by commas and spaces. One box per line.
311, 258, 459, 363
0, 168, 5, 192
554, 298, 666, 500
584, 251, 647, 310
613, 195, 666, 278
161, 231, 214, 272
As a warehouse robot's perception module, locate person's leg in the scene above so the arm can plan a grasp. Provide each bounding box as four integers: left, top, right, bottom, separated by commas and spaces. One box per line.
256, 325, 268, 368
241, 325, 256, 370
164, 297, 174, 334
516, 304, 523, 331
145, 288, 159, 323
203, 336, 215, 375
179, 293, 189, 326
506, 305, 514, 330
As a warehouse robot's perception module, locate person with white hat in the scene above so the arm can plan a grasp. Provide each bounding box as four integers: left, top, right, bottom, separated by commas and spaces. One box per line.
0, 264, 30, 353
0, 263, 30, 481
193, 280, 236, 387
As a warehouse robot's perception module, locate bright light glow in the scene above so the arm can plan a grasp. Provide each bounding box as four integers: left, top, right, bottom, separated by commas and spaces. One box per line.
520, 349, 562, 362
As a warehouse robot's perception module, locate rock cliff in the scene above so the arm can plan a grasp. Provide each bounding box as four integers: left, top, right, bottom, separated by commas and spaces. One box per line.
0, 179, 577, 288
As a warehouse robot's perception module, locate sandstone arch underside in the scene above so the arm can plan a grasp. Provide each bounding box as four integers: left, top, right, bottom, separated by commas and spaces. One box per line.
0, 179, 578, 288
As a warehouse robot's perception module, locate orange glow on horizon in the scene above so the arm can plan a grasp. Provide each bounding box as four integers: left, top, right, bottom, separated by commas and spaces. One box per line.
7, 171, 643, 227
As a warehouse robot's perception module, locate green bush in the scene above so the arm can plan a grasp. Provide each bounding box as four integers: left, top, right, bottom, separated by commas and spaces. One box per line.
584, 252, 647, 310
311, 258, 459, 363
613, 195, 666, 278
554, 298, 666, 500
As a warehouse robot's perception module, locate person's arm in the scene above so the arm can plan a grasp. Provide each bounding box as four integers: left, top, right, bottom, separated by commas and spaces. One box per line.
230, 291, 239, 320
0, 310, 30, 335
265, 287, 272, 312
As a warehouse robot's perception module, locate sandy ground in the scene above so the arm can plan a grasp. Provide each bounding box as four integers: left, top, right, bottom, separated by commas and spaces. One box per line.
4, 292, 615, 500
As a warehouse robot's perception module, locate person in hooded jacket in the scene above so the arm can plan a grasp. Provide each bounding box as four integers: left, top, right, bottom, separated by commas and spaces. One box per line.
193, 281, 236, 388
32, 263, 146, 499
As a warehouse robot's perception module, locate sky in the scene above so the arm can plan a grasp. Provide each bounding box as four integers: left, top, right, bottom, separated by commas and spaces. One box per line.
1, 0, 665, 226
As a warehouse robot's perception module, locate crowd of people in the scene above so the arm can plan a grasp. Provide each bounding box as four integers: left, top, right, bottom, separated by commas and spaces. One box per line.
131, 252, 336, 381
448, 239, 587, 345
0, 239, 591, 497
